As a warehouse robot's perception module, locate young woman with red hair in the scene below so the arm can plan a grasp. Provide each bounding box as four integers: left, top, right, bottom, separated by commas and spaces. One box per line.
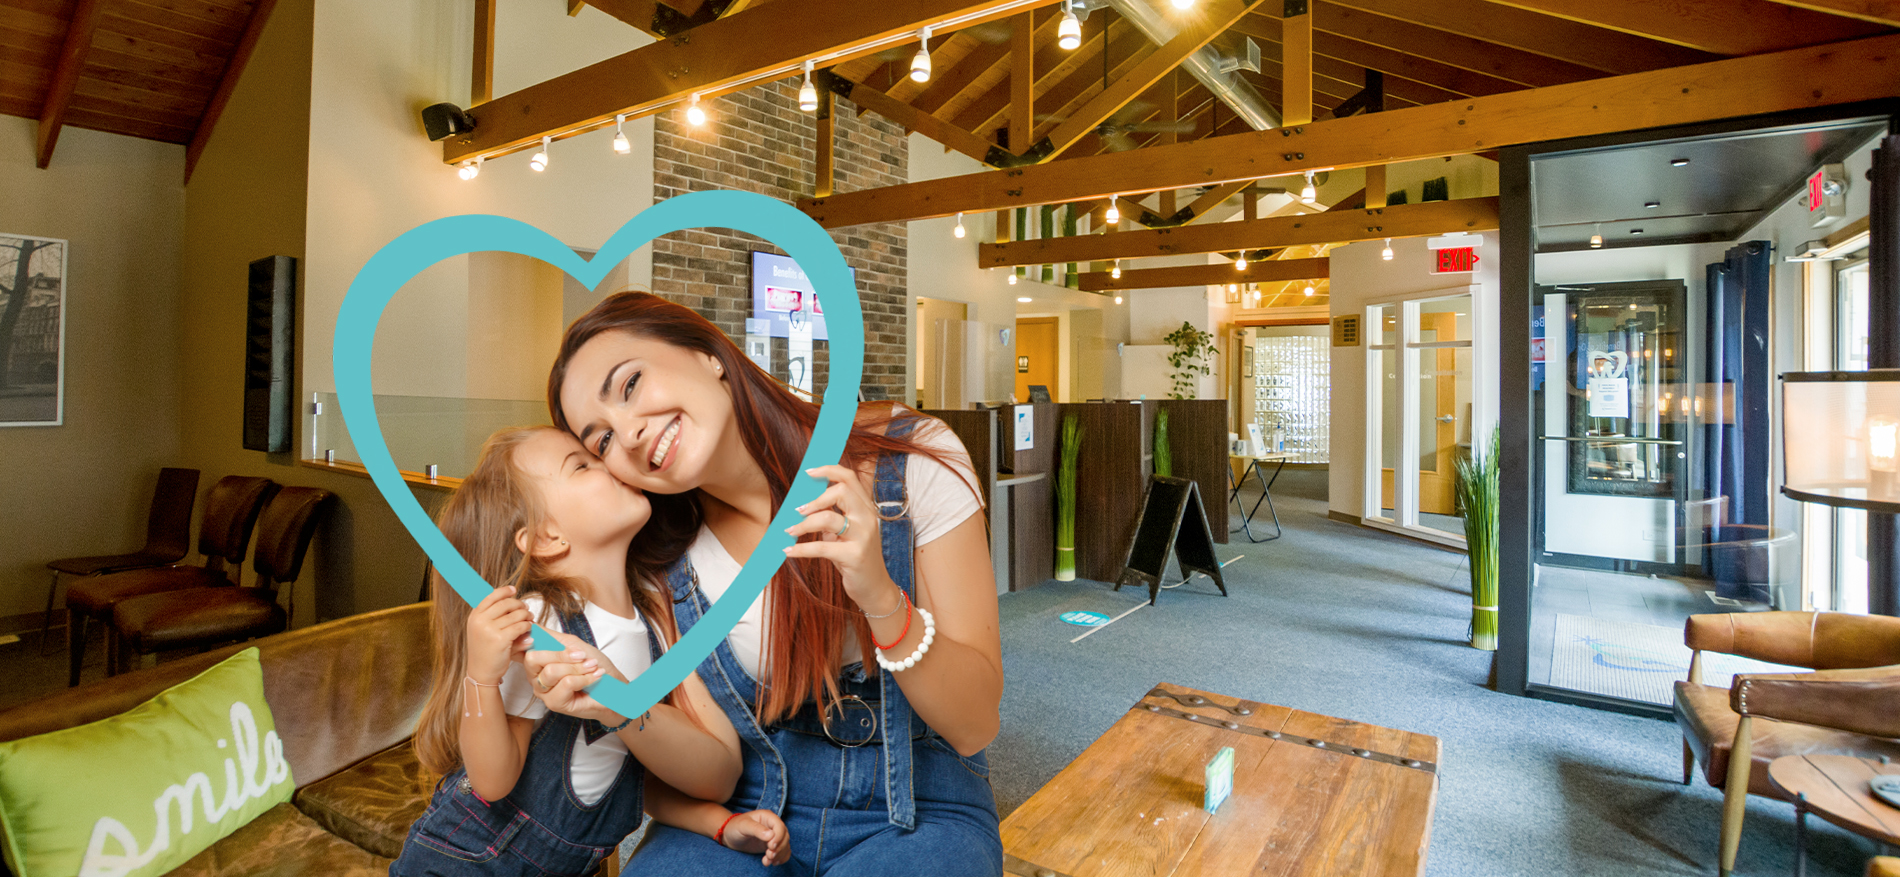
526, 290, 1003, 875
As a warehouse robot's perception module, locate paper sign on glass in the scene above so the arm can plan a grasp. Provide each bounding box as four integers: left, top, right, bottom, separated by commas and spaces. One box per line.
1588, 377, 1629, 418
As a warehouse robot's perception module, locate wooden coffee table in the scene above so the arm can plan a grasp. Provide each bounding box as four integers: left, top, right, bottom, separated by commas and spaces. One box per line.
1001, 683, 1441, 877
1768, 754, 1900, 877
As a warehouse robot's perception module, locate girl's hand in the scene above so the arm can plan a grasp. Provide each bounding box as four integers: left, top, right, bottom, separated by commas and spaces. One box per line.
525, 630, 622, 723
720, 809, 789, 866
466, 586, 533, 684
783, 464, 903, 616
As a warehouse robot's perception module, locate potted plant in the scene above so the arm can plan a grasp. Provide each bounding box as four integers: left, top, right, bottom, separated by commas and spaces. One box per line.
1456, 427, 1501, 650
1055, 414, 1082, 581
1164, 321, 1217, 400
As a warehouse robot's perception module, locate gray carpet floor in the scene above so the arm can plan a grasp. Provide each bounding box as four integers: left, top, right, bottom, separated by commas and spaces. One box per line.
990, 470, 1887, 877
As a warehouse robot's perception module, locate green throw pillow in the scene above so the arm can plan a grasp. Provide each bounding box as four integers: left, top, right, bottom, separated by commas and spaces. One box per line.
0, 647, 295, 877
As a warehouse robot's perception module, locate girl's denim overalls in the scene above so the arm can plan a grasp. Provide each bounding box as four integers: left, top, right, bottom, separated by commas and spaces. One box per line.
627, 419, 1003, 876
392, 608, 663, 876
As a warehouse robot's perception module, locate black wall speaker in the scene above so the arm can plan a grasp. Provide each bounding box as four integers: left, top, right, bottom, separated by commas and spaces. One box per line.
243, 255, 296, 453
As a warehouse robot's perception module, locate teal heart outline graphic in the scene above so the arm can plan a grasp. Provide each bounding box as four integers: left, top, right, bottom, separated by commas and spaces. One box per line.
333, 189, 862, 720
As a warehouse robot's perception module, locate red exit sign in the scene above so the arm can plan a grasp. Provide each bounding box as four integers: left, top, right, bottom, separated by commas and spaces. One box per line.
1434, 247, 1479, 273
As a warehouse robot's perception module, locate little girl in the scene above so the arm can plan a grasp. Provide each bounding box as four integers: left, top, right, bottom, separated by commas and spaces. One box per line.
394, 426, 788, 875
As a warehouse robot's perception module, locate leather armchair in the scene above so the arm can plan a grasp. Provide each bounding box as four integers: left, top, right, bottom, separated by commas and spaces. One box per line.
1674, 611, 1900, 877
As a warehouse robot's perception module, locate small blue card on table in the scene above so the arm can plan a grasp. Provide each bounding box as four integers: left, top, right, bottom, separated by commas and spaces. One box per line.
1204, 746, 1235, 814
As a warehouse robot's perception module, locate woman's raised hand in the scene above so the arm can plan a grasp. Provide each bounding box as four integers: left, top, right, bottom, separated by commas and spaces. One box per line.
783, 464, 904, 616
465, 586, 533, 685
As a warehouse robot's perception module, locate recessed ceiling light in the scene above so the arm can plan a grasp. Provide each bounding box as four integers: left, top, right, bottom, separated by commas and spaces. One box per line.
1644, 201, 1660, 209
1017, 296, 1032, 303
1670, 158, 1690, 167
1630, 228, 1644, 235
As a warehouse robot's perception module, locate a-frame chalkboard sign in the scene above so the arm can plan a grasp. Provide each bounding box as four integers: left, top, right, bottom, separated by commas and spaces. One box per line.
1114, 475, 1227, 606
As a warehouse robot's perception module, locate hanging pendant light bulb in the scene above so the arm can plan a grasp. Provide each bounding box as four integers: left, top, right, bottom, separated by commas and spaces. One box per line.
1381, 238, 1394, 261
457, 155, 482, 181
1111, 259, 1122, 279
1303, 283, 1316, 298
1115, 295, 1123, 304
612, 114, 630, 154
1104, 198, 1120, 226
798, 61, 818, 113
1235, 252, 1248, 271
1170, 0, 1194, 8
953, 212, 966, 239
1057, 1, 1082, 50
910, 27, 933, 83
529, 136, 550, 172
1300, 169, 1317, 204
686, 93, 707, 127
1589, 223, 1604, 248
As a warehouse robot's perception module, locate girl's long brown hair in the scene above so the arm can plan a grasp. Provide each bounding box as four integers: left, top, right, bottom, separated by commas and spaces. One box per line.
413, 426, 682, 777
549, 291, 970, 725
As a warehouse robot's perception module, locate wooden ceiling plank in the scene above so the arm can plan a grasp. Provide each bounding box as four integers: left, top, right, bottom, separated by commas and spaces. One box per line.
797, 33, 1900, 227
127, 0, 254, 31
1255, 34, 1462, 105
1235, 14, 1516, 97
82, 61, 216, 98
983, 197, 1497, 266
69, 91, 202, 127
446, 0, 1065, 163
0, 2, 67, 40
62, 105, 194, 141
1310, 3, 1603, 87
1326, 0, 1720, 74
90, 29, 231, 75
36, 0, 105, 168
72, 72, 209, 114
1482, 0, 1891, 55
184, 0, 276, 182
1079, 256, 1328, 291
1039, 0, 1260, 159
96, 12, 236, 57
86, 43, 223, 88
1758, 0, 1900, 27
112, 0, 246, 45
580, 0, 667, 37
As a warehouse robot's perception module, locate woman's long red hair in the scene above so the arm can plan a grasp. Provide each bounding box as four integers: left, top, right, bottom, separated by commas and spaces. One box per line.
549, 291, 967, 725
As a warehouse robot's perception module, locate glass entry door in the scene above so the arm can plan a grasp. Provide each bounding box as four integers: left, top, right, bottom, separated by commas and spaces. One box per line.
1365, 291, 1477, 543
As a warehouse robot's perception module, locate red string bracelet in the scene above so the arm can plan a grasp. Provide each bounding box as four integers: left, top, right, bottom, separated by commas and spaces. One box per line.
871, 591, 912, 651
715, 812, 741, 847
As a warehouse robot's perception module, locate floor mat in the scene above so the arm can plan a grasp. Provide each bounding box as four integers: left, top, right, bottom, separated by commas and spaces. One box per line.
1549, 613, 1804, 705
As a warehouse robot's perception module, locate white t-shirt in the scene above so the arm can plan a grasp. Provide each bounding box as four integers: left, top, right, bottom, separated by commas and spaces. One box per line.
498, 595, 654, 805
687, 417, 982, 684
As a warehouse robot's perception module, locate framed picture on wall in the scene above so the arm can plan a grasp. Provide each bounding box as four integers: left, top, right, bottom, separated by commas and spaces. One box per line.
0, 233, 66, 427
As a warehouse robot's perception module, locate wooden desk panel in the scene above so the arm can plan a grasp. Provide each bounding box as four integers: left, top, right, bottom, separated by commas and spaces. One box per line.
1003, 683, 1440, 877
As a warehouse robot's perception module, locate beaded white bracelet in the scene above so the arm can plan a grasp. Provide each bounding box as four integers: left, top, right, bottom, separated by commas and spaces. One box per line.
874, 604, 935, 672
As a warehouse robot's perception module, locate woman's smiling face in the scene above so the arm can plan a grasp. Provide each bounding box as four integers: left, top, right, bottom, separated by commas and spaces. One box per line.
556, 330, 735, 495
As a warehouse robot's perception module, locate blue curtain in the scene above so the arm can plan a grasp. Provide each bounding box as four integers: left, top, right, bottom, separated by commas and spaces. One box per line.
1700, 241, 1772, 601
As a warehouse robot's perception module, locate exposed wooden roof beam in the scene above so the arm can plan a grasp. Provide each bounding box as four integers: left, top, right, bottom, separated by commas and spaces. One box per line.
578, 0, 669, 38
1482, 0, 1890, 55
1036, 0, 1261, 160
1307, 3, 1604, 87
184, 0, 279, 182
1079, 256, 1329, 292
797, 33, 1900, 227
1326, 0, 1721, 74
912, 11, 1052, 114
444, 0, 1062, 163
1757, 0, 1900, 27
474, 0, 495, 104
1235, 15, 1518, 97
836, 72, 1002, 164
36, 0, 105, 168
981, 198, 1497, 266
957, 11, 1135, 141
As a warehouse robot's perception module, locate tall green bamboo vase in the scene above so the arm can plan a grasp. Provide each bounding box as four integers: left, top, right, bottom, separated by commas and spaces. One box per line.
1055, 414, 1082, 581
1456, 427, 1501, 650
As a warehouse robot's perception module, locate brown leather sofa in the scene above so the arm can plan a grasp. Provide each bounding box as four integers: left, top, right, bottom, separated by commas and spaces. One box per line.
0, 603, 435, 876
1674, 610, 1900, 877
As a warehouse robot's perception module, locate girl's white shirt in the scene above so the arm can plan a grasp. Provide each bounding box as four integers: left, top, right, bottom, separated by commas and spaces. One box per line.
499, 596, 653, 805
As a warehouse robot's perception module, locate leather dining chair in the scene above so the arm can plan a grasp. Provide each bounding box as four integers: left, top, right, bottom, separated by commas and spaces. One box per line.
111, 487, 334, 671
40, 467, 199, 655
64, 475, 276, 686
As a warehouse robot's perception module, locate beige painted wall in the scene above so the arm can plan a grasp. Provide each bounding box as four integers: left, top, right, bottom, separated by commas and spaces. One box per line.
0, 119, 186, 624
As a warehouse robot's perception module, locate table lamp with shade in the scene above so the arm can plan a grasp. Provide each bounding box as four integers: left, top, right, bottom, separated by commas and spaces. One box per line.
1782, 370, 1900, 514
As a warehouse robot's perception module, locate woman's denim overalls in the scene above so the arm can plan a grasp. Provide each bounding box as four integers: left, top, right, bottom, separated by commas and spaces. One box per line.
392, 608, 663, 877
628, 420, 1003, 876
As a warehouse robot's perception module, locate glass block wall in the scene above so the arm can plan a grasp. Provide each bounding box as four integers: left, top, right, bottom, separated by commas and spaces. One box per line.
1254, 331, 1330, 463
